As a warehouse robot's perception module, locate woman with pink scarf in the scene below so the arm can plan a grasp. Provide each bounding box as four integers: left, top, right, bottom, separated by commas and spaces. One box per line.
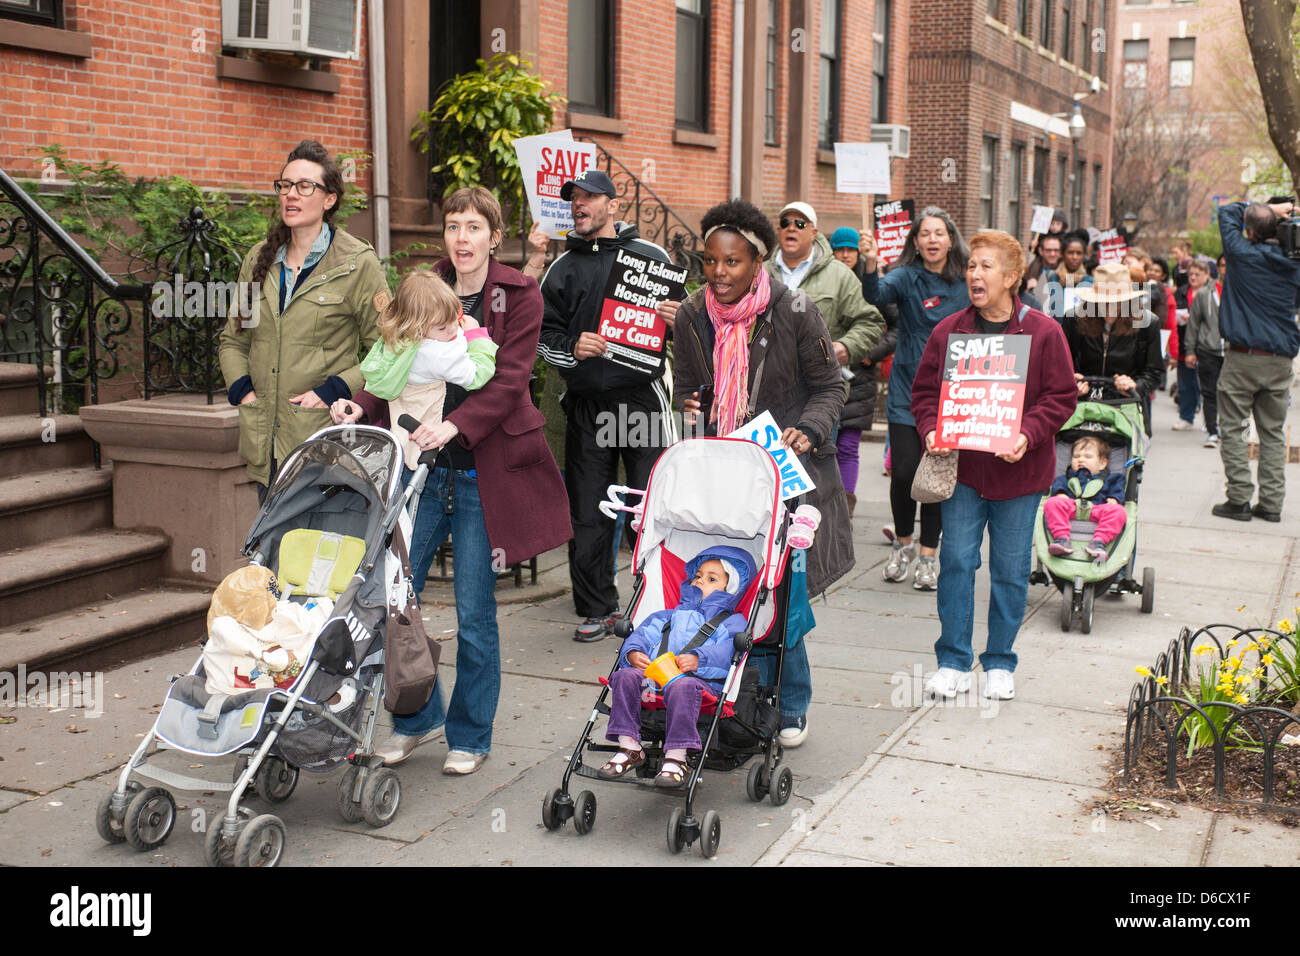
667, 198, 853, 750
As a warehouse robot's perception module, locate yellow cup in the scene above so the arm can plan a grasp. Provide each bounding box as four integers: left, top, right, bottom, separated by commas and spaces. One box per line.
644, 652, 684, 690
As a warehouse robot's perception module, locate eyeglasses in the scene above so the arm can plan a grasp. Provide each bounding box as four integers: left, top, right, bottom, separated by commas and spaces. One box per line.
272, 179, 326, 197
779, 217, 810, 230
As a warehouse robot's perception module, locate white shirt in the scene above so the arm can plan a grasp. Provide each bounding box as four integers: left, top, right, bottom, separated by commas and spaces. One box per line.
406, 332, 476, 388
776, 245, 817, 290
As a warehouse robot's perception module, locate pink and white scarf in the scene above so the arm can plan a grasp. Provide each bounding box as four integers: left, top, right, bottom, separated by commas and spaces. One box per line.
705, 268, 772, 435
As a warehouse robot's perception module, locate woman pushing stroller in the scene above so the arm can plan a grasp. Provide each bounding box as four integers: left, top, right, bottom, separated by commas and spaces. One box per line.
598, 546, 756, 787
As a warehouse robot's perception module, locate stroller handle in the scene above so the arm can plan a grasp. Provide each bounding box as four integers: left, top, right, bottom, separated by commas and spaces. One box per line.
598, 484, 646, 523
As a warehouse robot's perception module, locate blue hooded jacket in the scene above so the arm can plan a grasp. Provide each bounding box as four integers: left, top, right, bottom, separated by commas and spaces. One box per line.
1217, 202, 1300, 358
618, 545, 756, 686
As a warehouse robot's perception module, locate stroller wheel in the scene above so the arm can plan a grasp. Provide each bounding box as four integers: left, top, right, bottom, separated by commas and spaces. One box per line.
361, 767, 401, 828
769, 765, 794, 807
1141, 567, 1155, 614
1059, 584, 1074, 633
666, 807, 686, 854
234, 813, 286, 867
700, 810, 721, 859
745, 762, 769, 802
94, 782, 138, 845
204, 811, 251, 868
541, 788, 565, 831
1080, 585, 1094, 634
254, 756, 299, 803
337, 765, 365, 823
573, 790, 597, 836
123, 787, 176, 852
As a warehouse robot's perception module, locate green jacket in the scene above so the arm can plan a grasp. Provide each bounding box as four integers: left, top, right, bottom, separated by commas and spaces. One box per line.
219, 227, 386, 485
765, 233, 884, 365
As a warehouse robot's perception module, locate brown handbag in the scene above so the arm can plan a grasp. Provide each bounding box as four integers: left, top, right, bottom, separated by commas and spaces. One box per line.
911, 450, 959, 504
383, 529, 441, 714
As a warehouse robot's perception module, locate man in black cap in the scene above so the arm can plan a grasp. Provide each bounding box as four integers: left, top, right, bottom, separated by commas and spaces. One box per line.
537, 169, 678, 641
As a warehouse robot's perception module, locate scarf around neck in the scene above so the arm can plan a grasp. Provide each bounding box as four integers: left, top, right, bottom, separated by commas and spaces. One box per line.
705, 267, 772, 435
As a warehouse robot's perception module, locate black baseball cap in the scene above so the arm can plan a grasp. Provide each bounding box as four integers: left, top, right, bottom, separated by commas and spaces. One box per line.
561, 169, 616, 201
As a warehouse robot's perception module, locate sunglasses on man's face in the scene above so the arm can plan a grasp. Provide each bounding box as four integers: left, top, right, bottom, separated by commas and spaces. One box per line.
779, 217, 810, 230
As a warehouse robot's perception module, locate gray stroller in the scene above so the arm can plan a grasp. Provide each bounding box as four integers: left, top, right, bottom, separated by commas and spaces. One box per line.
93, 425, 428, 867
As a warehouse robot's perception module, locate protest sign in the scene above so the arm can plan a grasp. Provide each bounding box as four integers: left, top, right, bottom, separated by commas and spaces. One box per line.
1030, 205, 1054, 234
933, 334, 1032, 455
833, 142, 891, 194
1095, 227, 1128, 264
726, 410, 817, 501
872, 198, 915, 267
513, 130, 598, 239
596, 247, 687, 377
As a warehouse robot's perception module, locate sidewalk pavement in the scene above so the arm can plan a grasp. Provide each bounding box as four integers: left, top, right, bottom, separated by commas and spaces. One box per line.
2, 386, 1298, 867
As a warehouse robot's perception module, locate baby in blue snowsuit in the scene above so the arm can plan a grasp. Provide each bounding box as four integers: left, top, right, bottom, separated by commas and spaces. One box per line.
598, 545, 756, 788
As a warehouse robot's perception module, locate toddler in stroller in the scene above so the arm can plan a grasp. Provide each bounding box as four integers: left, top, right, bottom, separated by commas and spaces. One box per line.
1044, 436, 1128, 561
599, 547, 755, 787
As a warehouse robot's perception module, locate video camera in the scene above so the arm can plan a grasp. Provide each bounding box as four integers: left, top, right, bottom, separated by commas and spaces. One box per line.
1268, 195, 1300, 260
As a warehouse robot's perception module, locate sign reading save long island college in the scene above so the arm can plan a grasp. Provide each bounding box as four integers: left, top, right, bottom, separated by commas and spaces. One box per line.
933, 334, 1032, 455
597, 247, 688, 376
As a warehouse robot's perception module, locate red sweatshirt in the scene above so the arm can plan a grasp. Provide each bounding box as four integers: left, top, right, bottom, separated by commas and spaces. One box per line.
910, 298, 1079, 500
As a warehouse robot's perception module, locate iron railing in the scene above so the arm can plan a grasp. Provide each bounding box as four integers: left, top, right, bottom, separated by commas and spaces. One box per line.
1124, 624, 1300, 810
0, 168, 244, 415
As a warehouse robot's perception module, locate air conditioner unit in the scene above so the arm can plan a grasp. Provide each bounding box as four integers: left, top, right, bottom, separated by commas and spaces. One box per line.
871, 124, 912, 159
221, 0, 360, 60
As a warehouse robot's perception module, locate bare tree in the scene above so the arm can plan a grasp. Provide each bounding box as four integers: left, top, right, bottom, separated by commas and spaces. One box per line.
1239, 0, 1300, 194
1110, 82, 1215, 244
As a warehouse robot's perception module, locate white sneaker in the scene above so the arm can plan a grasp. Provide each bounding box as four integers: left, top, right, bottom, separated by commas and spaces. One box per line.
883, 542, 916, 582
924, 668, 971, 699
442, 750, 487, 775
374, 727, 442, 765
912, 556, 938, 590
982, 669, 1016, 700
1171, 419, 1194, 431
1204, 434, 1220, 448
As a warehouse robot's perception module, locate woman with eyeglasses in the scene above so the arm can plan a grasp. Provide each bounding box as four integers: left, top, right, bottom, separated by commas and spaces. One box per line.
858, 207, 970, 591
220, 139, 387, 500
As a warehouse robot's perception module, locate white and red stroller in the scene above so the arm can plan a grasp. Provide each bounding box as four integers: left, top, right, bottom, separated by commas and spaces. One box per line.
542, 437, 806, 859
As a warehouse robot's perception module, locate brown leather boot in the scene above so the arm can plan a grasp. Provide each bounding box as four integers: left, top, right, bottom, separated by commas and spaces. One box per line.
846, 492, 857, 518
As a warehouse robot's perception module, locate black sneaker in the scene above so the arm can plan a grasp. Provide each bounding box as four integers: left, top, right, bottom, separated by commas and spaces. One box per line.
1211, 500, 1252, 522
1253, 503, 1282, 523
573, 613, 617, 643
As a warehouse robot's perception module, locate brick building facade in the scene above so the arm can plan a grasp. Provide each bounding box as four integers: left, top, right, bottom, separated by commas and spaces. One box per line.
1, 1, 376, 242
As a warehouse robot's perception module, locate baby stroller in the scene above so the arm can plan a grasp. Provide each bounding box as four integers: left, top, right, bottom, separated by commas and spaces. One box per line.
542, 437, 797, 859
94, 425, 428, 867
1030, 377, 1155, 632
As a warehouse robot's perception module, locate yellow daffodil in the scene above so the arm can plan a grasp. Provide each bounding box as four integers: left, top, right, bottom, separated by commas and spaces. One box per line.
1262, 653, 1275, 666
1155, 675, 1169, 687
1276, 620, 1293, 635
1234, 693, 1250, 705
1135, 665, 1152, 678
1194, 645, 1215, 656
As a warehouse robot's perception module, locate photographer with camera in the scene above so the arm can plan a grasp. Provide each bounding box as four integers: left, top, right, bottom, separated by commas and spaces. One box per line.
1210, 199, 1300, 522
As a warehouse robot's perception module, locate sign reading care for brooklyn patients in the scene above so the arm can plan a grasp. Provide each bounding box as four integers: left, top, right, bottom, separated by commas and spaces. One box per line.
934, 334, 1031, 454
597, 247, 687, 376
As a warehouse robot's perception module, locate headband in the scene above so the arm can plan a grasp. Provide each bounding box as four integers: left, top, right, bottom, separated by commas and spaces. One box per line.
703, 224, 768, 258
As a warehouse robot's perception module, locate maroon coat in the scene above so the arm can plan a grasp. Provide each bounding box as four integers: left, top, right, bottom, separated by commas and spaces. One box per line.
910, 298, 1077, 500
353, 258, 571, 564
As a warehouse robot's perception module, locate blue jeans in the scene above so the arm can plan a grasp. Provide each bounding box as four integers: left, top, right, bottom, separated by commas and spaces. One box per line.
391, 466, 499, 755
1177, 362, 1200, 424
935, 482, 1041, 674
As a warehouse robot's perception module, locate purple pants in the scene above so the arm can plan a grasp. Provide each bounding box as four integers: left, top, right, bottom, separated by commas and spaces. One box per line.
835, 427, 862, 494
605, 668, 710, 752
1043, 496, 1127, 543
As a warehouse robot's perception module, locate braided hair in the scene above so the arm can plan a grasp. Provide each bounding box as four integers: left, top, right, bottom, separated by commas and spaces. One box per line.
249, 140, 346, 287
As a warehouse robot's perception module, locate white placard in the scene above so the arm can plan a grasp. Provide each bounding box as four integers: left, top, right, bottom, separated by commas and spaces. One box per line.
833, 142, 891, 194
726, 410, 817, 501
1030, 205, 1054, 234
1159, 329, 1172, 358
513, 130, 598, 240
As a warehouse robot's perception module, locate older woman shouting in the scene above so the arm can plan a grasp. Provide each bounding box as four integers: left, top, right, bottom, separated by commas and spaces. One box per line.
910, 231, 1077, 702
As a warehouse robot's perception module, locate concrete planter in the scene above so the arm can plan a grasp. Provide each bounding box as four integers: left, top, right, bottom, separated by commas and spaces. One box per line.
79, 395, 258, 585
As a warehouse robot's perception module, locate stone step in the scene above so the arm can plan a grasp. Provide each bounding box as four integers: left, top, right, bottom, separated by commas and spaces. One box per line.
0, 530, 169, 629
0, 362, 40, 417
0, 465, 114, 549
0, 414, 95, 478
0, 586, 211, 674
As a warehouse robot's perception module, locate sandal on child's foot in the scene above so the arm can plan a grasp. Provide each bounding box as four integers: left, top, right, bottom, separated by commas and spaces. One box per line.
597, 748, 645, 779
655, 758, 688, 788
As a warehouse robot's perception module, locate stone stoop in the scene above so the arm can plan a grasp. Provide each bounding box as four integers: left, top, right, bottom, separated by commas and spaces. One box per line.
0, 364, 210, 673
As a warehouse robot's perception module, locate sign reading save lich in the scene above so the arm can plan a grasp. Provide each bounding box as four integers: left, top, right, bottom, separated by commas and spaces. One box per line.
597, 247, 687, 376
726, 410, 816, 501
933, 334, 1032, 455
